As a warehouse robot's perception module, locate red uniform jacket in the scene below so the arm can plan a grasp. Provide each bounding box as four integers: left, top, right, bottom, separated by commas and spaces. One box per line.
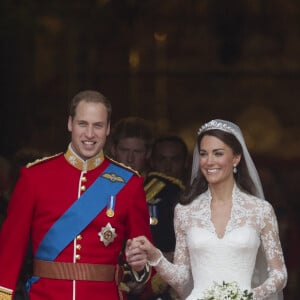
0, 148, 151, 300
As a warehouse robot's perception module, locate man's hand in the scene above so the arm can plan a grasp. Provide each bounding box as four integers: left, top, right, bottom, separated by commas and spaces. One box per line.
125, 237, 148, 272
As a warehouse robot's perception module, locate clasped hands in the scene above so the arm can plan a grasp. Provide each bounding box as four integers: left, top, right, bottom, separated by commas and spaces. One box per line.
125, 236, 162, 272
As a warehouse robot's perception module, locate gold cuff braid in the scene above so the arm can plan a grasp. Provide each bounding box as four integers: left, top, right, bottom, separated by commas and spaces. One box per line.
0, 290, 13, 300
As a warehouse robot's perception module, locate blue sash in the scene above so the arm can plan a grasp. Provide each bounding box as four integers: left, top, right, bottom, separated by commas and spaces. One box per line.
27, 162, 133, 290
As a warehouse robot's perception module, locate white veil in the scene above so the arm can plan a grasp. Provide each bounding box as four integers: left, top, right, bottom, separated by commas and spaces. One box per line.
190, 119, 282, 300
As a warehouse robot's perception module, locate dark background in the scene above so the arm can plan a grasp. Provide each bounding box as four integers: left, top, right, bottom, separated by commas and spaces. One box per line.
0, 1, 299, 298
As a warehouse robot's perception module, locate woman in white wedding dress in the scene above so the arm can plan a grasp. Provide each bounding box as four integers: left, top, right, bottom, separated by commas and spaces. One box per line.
126, 119, 287, 300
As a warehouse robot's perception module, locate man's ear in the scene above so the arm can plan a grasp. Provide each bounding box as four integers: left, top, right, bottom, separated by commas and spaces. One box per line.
67, 116, 72, 132
106, 121, 111, 136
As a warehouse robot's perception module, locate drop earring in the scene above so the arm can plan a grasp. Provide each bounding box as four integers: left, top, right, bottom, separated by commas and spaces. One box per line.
233, 165, 237, 174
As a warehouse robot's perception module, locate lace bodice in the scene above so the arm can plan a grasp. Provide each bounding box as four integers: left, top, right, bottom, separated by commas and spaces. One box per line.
154, 185, 287, 300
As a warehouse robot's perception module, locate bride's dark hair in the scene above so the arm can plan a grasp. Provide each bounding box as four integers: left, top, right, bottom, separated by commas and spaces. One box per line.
179, 129, 257, 205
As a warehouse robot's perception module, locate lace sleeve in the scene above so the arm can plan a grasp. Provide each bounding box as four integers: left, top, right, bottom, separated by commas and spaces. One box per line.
153, 204, 192, 297
252, 202, 288, 300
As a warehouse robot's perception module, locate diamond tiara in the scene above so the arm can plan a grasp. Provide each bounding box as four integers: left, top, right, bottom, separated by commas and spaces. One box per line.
197, 120, 237, 136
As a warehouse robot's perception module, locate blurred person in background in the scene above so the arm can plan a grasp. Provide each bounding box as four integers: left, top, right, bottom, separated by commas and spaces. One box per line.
109, 116, 154, 177
142, 135, 189, 300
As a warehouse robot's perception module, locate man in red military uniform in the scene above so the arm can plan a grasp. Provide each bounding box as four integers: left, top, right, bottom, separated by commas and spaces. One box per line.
0, 90, 152, 300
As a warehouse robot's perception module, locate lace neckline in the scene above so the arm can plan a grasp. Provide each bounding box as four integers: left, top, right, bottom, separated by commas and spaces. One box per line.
205, 184, 240, 239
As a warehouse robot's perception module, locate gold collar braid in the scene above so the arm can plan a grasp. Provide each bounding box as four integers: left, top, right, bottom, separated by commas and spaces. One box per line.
64, 144, 104, 171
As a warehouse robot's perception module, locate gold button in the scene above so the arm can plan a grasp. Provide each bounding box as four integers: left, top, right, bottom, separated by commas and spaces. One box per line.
81, 176, 87, 182
76, 244, 82, 250
76, 235, 83, 240
80, 185, 86, 192
76, 254, 81, 260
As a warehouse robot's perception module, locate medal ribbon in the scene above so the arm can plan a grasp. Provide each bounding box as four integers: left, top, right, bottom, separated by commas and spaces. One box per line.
149, 205, 158, 225
107, 195, 116, 217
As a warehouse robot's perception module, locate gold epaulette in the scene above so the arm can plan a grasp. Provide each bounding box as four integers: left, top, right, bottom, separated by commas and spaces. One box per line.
0, 286, 13, 300
26, 153, 62, 168
147, 172, 185, 190
144, 178, 166, 204
105, 155, 140, 176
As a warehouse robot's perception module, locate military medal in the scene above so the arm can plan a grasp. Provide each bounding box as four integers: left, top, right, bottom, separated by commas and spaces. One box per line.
106, 208, 114, 217
149, 205, 158, 225
106, 195, 116, 217
98, 223, 117, 246
150, 217, 158, 225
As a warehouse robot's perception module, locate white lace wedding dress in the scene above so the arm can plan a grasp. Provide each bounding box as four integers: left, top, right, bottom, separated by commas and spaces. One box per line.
153, 185, 287, 300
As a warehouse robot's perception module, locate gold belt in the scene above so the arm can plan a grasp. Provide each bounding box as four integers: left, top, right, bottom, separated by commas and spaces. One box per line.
33, 259, 117, 281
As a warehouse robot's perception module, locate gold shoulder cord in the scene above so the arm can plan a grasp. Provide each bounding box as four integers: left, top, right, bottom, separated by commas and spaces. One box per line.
105, 156, 140, 176
147, 172, 185, 190
26, 153, 62, 168
144, 178, 166, 203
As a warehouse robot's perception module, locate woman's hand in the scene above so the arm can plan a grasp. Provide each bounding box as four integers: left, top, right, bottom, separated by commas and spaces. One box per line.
126, 236, 162, 269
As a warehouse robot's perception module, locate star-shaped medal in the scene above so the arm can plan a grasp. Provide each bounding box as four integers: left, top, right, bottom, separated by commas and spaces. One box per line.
98, 223, 117, 246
